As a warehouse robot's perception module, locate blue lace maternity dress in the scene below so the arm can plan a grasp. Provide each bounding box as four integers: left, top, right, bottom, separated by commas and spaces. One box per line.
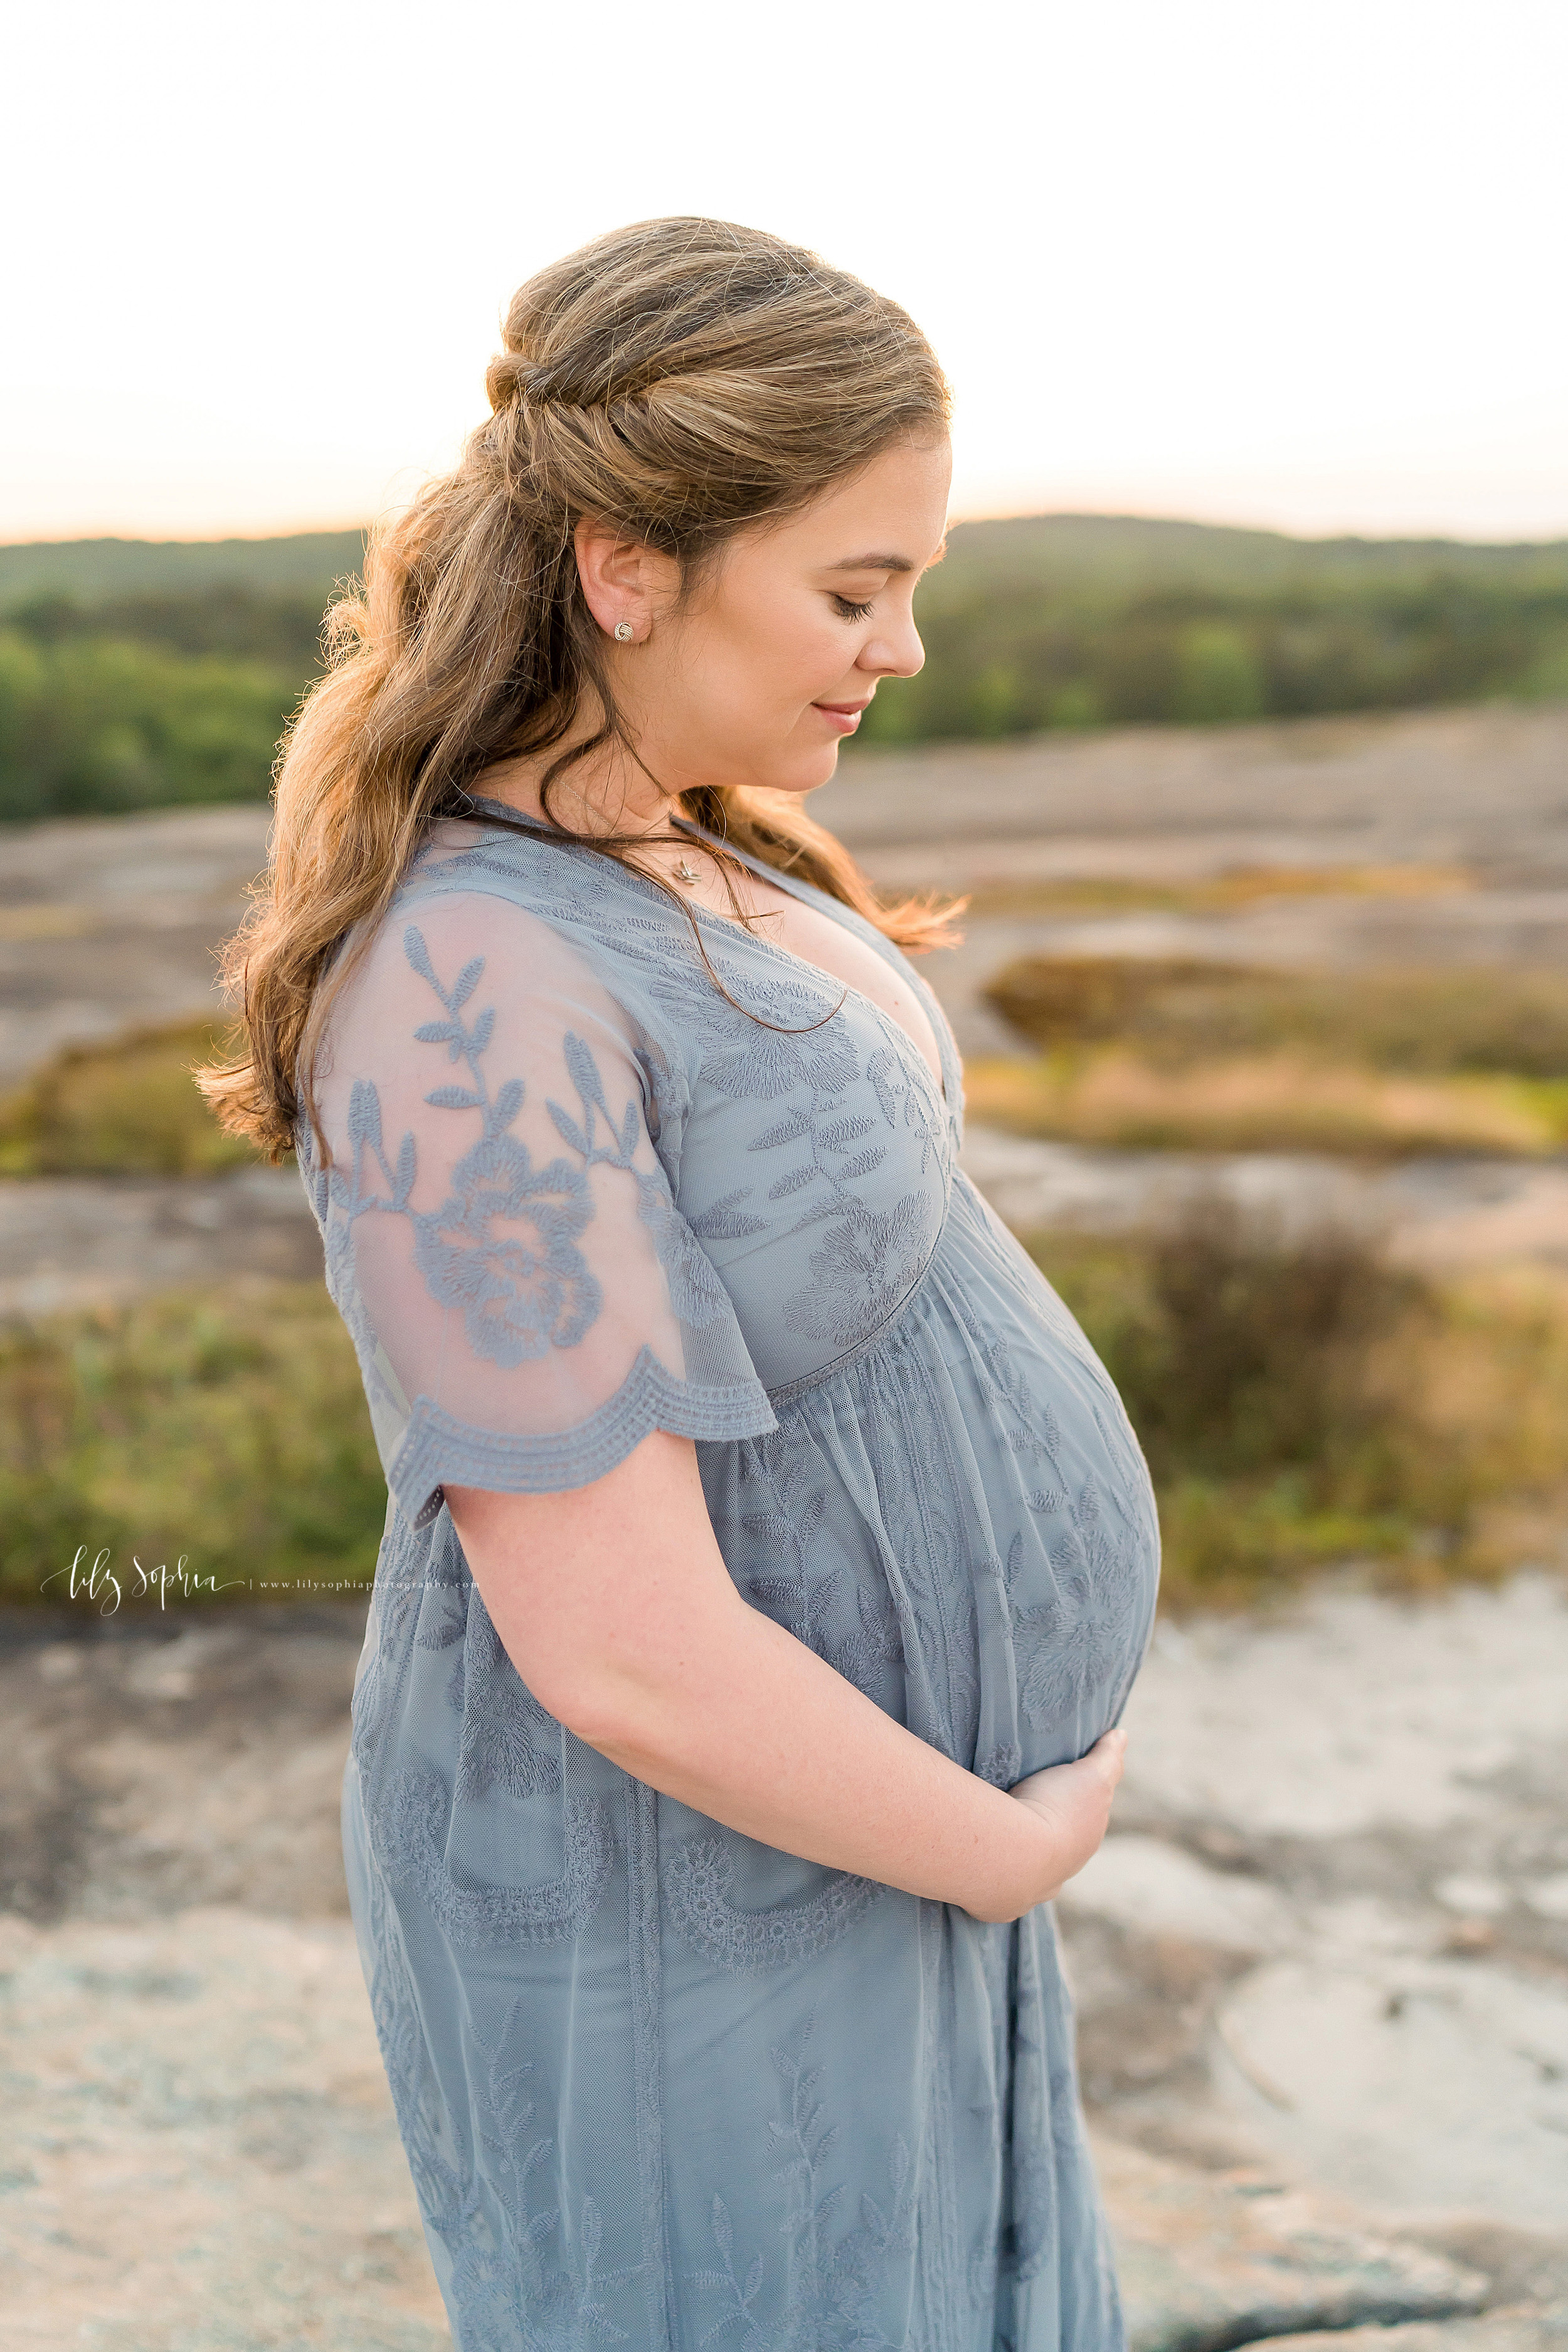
301, 798, 1160, 2352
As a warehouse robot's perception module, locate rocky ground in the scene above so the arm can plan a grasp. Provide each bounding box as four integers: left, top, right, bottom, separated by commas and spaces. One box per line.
6, 706, 1568, 1308
2, 1579, 1564, 2351
3, 705, 1567, 2348
5, 702, 1568, 1076
815, 702, 1568, 1059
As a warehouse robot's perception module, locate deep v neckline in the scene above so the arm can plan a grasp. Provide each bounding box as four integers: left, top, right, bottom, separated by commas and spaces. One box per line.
458, 794, 952, 1110
670, 817, 950, 1108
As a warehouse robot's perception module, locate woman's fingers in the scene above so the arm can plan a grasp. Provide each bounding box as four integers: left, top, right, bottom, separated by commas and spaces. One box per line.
1012, 1727, 1128, 1806
1000, 1729, 1130, 1912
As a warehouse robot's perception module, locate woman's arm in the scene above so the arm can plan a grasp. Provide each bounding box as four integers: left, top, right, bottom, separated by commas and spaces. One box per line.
447, 1430, 1123, 1925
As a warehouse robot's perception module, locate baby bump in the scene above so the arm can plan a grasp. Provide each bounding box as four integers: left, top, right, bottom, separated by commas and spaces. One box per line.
908, 1207, 1161, 1772
704, 1285, 1158, 1786
986, 1469, 1157, 1779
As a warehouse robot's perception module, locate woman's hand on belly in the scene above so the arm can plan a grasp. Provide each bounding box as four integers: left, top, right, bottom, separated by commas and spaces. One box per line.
977, 1732, 1128, 1919
446, 1433, 1126, 1924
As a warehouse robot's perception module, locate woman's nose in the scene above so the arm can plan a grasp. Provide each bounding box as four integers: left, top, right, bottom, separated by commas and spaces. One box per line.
861, 611, 925, 681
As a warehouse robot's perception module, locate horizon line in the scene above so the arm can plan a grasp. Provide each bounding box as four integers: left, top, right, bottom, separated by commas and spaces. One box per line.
5, 504, 1568, 555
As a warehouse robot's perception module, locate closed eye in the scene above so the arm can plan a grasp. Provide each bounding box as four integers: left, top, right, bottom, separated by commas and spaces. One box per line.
831, 595, 875, 621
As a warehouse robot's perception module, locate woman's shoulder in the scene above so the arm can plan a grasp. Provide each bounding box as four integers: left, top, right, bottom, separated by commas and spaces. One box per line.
310, 825, 685, 1083
403, 810, 633, 921
390, 814, 698, 1000
307, 852, 698, 1177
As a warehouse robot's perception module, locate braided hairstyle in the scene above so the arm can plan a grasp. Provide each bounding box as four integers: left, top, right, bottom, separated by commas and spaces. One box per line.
203, 218, 954, 1158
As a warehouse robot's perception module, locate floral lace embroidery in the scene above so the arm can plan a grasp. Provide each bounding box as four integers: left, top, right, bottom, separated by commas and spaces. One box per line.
331, 924, 736, 1370
446, 1583, 563, 1805
356, 1853, 643, 2347
1012, 1483, 1148, 1725
393, 829, 955, 1370
857, 1337, 983, 1766
739, 1432, 838, 1652
652, 945, 948, 1357
689, 2014, 918, 2350
780, 1192, 936, 1351
977, 1739, 1025, 1790
665, 1836, 883, 1974
375, 1769, 613, 1951
735, 1425, 908, 1707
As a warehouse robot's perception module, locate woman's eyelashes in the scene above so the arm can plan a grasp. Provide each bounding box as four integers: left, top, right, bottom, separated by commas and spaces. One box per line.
830, 594, 876, 621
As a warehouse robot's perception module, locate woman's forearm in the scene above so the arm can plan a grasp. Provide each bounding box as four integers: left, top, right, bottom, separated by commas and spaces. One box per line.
575, 1593, 1054, 1917
447, 1433, 1111, 1922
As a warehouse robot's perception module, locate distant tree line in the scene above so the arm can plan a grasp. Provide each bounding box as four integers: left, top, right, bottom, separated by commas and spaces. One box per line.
2, 517, 1565, 820
857, 571, 1568, 743
0, 608, 299, 823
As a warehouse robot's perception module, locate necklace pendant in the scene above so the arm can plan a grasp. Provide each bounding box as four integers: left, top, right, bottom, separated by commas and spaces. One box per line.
673, 859, 701, 886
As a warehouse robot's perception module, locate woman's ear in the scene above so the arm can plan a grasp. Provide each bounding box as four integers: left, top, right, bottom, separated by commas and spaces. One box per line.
573, 517, 679, 646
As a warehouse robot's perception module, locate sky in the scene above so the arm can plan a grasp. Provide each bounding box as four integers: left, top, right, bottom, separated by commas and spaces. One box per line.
4, 0, 1565, 546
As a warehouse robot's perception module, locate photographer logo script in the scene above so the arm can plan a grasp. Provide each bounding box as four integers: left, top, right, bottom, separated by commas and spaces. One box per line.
43, 1546, 245, 1613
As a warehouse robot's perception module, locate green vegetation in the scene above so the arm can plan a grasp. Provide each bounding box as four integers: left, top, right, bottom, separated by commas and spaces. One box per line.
963, 862, 1471, 919
6, 1214, 1560, 1611
2, 517, 1565, 820
0, 530, 361, 822
1031, 1207, 1568, 1608
0, 630, 299, 822
0, 1020, 260, 1177
1, 1016, 1559, 1613
0, 1283, 383, 1606
967, 1054, 1568, 1157
971, 953, 1568, 1156
857, 514, 1568, 743
988, 953, 1568, 1073
9, 584, 333, 672
0, 530, 363, 608
0, 1024, 348, 1609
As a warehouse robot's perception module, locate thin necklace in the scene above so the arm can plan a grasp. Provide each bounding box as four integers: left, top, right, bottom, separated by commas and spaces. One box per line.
462, 790, 706, 887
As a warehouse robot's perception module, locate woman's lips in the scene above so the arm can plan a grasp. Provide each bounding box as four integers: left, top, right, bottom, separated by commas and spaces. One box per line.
813, 699, 870, 735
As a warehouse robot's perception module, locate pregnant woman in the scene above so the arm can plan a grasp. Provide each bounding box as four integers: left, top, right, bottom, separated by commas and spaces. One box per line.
206, 218, 1159, 2351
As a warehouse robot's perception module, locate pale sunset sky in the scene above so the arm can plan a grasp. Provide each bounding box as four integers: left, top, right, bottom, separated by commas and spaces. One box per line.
4, 0, 1565, 545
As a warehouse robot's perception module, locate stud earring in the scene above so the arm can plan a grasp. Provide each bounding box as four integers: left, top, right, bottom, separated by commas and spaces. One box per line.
613, 621, 634, 643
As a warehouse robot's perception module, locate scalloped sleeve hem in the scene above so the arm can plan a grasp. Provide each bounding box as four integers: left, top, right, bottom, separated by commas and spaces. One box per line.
389, 1345, 778, 1528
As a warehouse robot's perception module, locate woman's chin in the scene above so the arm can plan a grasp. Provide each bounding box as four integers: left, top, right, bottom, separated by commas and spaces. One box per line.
701, 733, 845, 798
769, 741, 847, 795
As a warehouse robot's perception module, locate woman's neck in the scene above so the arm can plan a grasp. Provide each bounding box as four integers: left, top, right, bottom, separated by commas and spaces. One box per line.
475, 724, 678, 842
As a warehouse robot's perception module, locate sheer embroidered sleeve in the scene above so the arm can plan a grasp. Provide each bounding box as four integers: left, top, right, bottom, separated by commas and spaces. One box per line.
305, 889, 776, 1527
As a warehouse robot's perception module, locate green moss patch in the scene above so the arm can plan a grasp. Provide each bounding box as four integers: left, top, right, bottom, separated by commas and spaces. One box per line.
1030, 1209, 1568, 1609
0, 1283, 383, 1608
0, 1020, 262, 1177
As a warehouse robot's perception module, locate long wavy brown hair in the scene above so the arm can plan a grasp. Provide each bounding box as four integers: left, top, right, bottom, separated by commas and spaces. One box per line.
200, 218, 958, 1162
